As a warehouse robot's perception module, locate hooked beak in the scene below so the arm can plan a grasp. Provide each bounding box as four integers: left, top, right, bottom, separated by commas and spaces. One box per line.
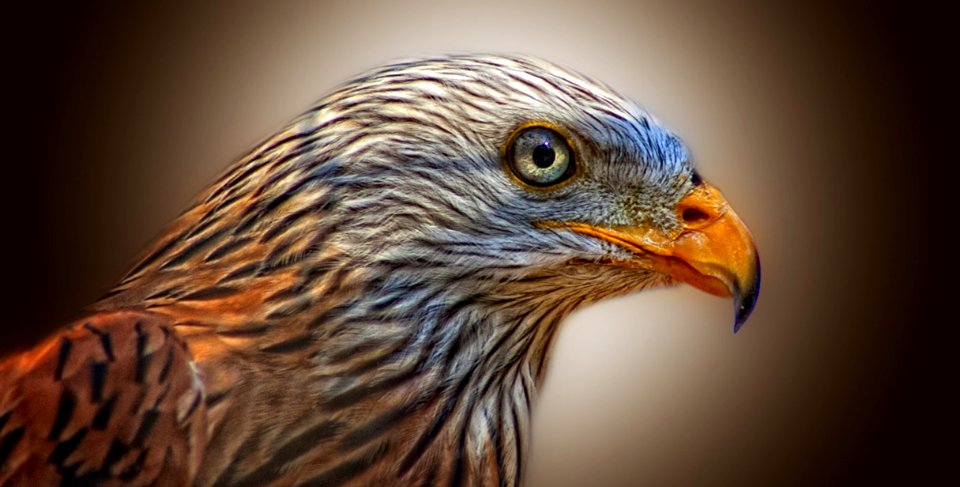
557, 181, 760, 332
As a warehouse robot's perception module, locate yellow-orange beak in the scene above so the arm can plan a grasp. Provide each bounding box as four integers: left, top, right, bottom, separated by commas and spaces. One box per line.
559, 181, 760, 332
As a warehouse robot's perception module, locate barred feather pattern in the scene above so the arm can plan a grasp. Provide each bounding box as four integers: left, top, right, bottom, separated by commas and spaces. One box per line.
2, 55, 695, 486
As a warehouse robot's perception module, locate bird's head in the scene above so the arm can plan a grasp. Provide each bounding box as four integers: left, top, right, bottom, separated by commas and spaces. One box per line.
115, 55, 759, 337
304, 55, 760, 331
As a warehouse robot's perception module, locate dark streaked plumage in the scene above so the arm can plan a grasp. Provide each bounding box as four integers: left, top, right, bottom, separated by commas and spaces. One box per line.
0, 55, 759, 486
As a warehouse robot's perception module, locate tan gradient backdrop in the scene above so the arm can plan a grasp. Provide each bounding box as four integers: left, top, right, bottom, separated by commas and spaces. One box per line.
5, 1, 949, 484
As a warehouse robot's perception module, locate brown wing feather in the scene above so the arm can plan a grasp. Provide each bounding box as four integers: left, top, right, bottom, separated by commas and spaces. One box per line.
0, 311, 207, 486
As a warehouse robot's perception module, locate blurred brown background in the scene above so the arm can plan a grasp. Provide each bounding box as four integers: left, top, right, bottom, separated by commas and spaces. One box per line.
4, 1, 951, 484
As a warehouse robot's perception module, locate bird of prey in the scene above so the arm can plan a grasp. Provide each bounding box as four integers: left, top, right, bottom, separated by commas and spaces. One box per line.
0, 55, 759, 486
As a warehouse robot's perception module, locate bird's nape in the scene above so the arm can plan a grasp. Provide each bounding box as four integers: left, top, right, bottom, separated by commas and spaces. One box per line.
0, 54, 760, 486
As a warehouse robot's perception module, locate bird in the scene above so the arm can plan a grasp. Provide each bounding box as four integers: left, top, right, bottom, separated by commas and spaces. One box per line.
0, 54, 759, 486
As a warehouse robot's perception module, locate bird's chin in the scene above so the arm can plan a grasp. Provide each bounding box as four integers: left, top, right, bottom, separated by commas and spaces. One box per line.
569, 255, 730, 298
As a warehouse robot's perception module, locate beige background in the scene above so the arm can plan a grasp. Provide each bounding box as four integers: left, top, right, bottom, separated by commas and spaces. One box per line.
5, 1, 949, 484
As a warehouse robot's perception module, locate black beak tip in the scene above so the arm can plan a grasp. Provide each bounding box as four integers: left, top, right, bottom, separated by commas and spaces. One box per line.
732, 256, 761, 334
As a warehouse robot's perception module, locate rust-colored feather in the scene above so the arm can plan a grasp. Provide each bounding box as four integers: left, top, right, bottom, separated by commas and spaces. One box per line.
0, 311, 206, 486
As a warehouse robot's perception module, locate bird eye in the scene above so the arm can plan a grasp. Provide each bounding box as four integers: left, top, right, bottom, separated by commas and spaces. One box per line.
507, 126, 574, 187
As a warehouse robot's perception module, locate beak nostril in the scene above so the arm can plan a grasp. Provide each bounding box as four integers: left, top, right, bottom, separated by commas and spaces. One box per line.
682, 207, 711, 225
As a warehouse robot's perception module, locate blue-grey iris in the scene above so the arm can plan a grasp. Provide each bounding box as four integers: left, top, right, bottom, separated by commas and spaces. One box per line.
508, 126, 573, 186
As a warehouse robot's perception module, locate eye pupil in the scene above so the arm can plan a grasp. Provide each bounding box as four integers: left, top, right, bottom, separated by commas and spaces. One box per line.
506, 126, 574, 187
532, 144, 555, 168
